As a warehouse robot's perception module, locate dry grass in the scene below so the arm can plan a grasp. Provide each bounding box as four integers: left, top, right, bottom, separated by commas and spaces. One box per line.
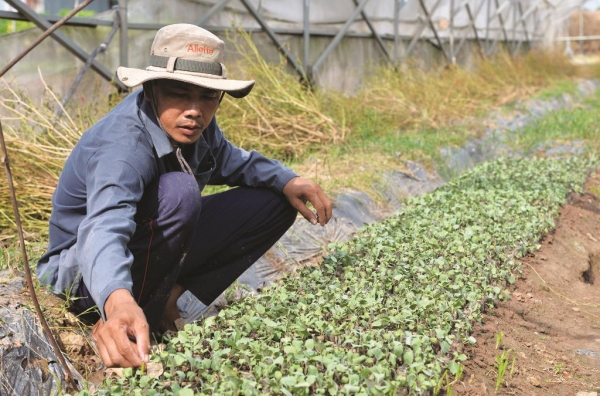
348, 49, 578, 134
0, 43, 591, 243
217, 30, 346, 159
0, 73, 87, 240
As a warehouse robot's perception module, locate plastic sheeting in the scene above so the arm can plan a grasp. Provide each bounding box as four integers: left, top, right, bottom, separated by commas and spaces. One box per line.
0, 271, 83, 395
173, 0, 588, 42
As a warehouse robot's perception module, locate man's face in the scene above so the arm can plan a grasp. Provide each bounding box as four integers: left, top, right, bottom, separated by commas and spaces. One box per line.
147, 80, 221, 145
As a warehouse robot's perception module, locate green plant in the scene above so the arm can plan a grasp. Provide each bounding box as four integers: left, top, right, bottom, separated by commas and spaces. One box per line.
82, 156, 595, 395
0, 18, 35, 34
494, 349, 516, 393
554, 363, 564, 375
495, 331, 504, 350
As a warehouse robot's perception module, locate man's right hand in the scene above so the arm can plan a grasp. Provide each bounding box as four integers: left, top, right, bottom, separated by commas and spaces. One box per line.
92, 289, 150, 368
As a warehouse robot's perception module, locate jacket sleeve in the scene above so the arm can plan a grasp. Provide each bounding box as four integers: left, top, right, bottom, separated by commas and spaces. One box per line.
77, 146, 147, 320
205, 117, 297, 192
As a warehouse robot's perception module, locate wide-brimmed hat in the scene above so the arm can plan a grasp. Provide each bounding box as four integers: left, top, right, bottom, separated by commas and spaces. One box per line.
117, 24, 254, 98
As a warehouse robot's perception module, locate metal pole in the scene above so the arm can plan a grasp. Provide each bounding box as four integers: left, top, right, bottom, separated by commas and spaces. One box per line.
351, 0, 393, 63
515, 2, 531, 53
58, 14, 120, 116
1, 0, 93, 78
466, 3, 485, 58
303, 0, 310, 79
512, 1, 517, 55
579, 4, 584, 56
418, 0, 451, 64
312, 0, 371, 74
198, 0, 231, 26
404, 0, 444, 59
485, 0, 491, 53
239, 0, 306, 79
394, 0, 399, 63
118, 0, 128, 68
450, 0, 455, 64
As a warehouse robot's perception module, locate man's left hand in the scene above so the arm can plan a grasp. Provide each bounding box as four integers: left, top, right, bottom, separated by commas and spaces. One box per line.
282, 177, 332, 226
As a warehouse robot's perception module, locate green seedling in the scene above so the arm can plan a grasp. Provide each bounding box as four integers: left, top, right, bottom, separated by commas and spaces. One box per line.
495, 349, 516, 393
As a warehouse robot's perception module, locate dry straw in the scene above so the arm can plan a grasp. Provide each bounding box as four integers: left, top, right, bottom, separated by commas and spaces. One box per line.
352, 49, 578, 133
0, 45, 587, 242
217, 29, 347, 159
0, 72, 85, 240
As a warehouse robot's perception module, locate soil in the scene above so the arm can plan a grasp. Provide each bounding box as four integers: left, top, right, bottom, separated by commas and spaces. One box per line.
454, 170, 600, 396
6, 171, 600, 393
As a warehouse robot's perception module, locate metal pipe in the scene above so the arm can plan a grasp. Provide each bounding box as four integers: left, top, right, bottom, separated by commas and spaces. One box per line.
239, 0, 305, 79
404, 0, 444, 59
1, 0, 91, 77
312, 0, 371, 74
352, 0, 392, 63
454, 0, 486, 57
515, 2, 531, 53
579, 4, 584, 55
393, 0, 399, 63
494, 0, 510, 43
303, 0, 310, 79
58, 13, 120, 116
556, 35, 600, 41
118, 0, 128, 68
450, 0, 456, 64
2, 0, 125, 89
485, 0, 492, 53
466, 3, 485, 58
418, 0, 451, 64
198, 0, 231, 26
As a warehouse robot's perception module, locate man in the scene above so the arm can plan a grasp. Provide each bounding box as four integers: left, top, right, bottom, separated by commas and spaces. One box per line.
37, 24, 332, 368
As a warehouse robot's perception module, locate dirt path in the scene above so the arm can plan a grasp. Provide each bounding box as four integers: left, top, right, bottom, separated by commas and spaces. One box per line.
455, 170, 600, 395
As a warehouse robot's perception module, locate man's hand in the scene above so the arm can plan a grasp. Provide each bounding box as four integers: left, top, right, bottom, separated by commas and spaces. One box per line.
92, 289, 150, 368
282, 177, 332, 226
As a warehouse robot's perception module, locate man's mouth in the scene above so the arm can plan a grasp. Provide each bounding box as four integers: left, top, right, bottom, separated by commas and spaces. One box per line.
178, 124, 202, 134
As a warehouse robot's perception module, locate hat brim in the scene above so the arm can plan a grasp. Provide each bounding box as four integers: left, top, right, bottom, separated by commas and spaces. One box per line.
116, 67, 254, 98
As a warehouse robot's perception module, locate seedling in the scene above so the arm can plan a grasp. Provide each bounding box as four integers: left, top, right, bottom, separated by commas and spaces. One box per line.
495, 349, 516, 393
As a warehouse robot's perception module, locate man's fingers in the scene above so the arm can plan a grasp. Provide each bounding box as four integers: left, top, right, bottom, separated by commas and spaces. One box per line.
94, 323, 143, 367
94, 336, 113, 368
133, 321, 151, 363
282, 177, 333, 226
307, 191, 332, 226
292, 197, 318, 225
319, 190, 333, 224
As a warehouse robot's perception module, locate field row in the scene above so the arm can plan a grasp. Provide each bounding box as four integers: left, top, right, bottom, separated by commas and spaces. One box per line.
88, 156, 596, 395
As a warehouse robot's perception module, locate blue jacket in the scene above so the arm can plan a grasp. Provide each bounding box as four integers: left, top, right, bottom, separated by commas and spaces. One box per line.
37, 90, 297, 318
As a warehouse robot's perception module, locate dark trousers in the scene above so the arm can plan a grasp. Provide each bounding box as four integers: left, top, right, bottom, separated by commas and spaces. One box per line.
74, 172, 297, 331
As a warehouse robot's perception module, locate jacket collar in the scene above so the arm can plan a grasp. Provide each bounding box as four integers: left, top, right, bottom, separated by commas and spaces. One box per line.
137, 90, 173, 158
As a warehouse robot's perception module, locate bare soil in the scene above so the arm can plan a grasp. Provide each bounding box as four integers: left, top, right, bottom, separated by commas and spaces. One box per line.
454, 170, 600, 396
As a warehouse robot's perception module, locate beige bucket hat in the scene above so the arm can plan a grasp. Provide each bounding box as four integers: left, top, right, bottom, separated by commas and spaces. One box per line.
117, 24, 254, 98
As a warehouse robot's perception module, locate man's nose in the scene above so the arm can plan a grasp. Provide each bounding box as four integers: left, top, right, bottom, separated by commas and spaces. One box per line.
184, 101, 202, 117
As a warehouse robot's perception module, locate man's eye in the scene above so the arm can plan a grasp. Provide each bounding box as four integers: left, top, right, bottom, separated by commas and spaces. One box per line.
167, 90, 187, 97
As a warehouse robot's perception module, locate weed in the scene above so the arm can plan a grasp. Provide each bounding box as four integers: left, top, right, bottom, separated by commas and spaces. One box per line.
589, 185, 600, 197
554, 363, 564, 374
494, 349, 516, 393
495, 331, 504, 350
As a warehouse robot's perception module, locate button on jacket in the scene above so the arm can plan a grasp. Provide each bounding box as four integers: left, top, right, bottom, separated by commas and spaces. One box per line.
37, 90, 297, 317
